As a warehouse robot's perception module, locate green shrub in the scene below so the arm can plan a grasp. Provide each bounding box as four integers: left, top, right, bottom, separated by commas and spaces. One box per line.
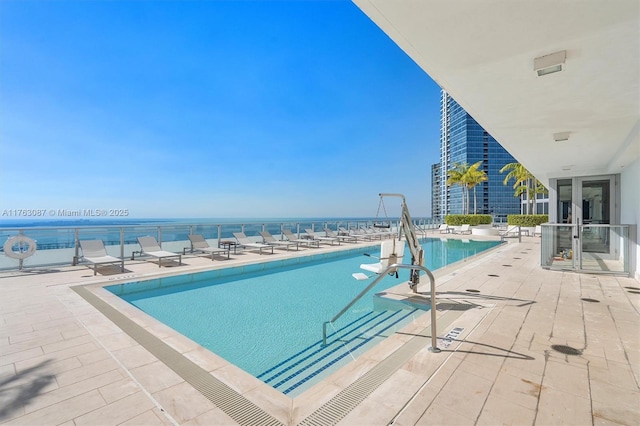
444, 214, 492, 226
507, 214, 549, 227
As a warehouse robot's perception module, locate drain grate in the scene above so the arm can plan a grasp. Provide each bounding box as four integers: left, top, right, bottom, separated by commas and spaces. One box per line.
624, 286, 640, 290
628, 290, 640, 295
551, 344, 582, 356
581, 298, 600, 303
488, 274, 500, 277
72, 286, 284, 426
502, 264, 512, 267
513, 257, 521, 259
465, 289, 480, 293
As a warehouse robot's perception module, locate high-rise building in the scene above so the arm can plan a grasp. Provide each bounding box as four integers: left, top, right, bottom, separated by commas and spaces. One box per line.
433, 90, 520, 222
430, 163, 443, 221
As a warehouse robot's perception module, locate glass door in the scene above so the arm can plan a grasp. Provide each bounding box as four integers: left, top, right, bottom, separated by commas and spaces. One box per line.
554, 179, 575, 267
576, 176, 618, 270
548, 175, 620, 273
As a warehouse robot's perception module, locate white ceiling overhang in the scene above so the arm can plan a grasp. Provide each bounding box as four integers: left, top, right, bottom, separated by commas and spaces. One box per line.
353, 0, 640, 186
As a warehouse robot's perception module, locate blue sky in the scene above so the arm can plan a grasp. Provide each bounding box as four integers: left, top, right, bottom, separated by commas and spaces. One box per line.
0, 0, 442, 220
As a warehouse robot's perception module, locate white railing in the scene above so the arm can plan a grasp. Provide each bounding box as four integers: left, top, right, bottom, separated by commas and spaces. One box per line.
322, 263, 440, 353
540, 224, 632, 275
0, 218, 439, 271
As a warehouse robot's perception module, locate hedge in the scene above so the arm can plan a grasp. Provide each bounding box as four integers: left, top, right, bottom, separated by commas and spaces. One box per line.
507, 214, 549, 227
444, 214, 493, 226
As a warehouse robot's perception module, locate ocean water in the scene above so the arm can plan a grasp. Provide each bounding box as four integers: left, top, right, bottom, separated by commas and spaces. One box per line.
0, 217, 434, 251
0, 217, 409, 228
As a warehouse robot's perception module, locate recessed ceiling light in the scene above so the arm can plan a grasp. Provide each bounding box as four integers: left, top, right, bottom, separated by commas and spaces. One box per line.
534, 50, 566, 76
537, 64, 562, 76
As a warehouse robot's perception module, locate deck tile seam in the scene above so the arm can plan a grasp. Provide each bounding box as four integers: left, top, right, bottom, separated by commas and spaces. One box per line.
67, 287, 182, 426
70, 285, 285, 426
471, 278, 545, 424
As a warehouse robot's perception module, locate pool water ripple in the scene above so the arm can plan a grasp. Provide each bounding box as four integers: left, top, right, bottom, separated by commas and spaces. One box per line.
106, 238, 500, 396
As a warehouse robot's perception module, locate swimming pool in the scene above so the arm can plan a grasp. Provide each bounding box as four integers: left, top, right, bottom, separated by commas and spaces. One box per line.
106, 238, 500, 396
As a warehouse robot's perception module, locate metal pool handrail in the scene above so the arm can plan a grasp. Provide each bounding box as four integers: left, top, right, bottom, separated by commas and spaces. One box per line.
322, 264, 440, 353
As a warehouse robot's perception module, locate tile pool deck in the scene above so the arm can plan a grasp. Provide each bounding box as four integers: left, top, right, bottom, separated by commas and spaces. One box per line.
1, 234, 638, 425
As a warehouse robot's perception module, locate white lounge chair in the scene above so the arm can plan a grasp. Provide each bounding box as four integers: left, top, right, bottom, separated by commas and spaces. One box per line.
233, 232, 274, 254
259, 231, 298, 251
136, 236, 182, 267
324, 227, 357, 243
187, 234, 230, 260
367, 226, 395, 239
352, 227, 380, 240
533, 225, 542, 237
282, 229, 320, 248
499, 226, 521, 239
303, 229, 340, 245
338, 227, 373, 242
458, 224, 472, 234
79, 240, 124, 275
353, 239, 405, 280
361, 227, 385, 240
438, 224, 451, 234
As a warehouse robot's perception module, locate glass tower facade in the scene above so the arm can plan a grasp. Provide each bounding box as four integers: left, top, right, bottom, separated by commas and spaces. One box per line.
433, 90, 520, 222
431, 163, 443, 220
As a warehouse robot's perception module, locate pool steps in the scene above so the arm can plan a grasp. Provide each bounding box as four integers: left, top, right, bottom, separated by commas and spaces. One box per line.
258, 294, 430, 395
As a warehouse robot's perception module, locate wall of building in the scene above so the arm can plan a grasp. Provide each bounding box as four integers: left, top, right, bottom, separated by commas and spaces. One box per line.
620, 157, 639, 280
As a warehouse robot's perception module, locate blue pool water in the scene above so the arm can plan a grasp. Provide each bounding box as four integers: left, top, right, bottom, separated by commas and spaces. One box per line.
106, 238, 500, 395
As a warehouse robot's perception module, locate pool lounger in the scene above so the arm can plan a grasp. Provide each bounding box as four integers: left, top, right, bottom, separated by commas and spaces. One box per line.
187, 234, 230, 259
137, 236, 182, 267
324, 227, 357, 243
303, 229, 340, 245
233, 232, 274, 255
259, 231, 299, 251
79, 239, 125, 275
282, 229, 321, 248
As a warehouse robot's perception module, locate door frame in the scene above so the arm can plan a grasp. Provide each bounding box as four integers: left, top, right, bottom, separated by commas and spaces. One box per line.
549, 174, 620, 269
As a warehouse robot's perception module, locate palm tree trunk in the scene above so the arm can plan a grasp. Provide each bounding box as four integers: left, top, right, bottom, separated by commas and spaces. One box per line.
462, 186, 466, 214
466, 187, 470, 214
532, 177, 538, 214
526, 178, 531, 214
473, 187, 477, 214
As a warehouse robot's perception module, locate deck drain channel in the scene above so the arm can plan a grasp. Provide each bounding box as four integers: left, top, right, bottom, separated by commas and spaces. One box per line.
72, 286, 284, 426
551, 344, 582, 356
581, 298, 600, 303
299, 327, 433, 426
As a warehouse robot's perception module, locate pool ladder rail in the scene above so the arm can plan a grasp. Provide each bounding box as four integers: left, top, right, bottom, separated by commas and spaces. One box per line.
322, 263, 439, 353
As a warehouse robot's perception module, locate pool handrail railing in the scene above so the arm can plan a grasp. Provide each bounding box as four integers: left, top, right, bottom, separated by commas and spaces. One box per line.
322, 263, 440, 353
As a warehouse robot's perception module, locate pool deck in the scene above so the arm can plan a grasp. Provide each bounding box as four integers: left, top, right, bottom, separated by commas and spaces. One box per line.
1, 233, 638, 425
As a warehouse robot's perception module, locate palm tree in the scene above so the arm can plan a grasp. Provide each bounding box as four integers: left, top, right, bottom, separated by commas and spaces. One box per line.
465, 161, 488, 214
447, 161, 487, 214
500, 163, 546, 214
528, 177, 548, 213
446, 162, 469, 214
500, 162, 528, 213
